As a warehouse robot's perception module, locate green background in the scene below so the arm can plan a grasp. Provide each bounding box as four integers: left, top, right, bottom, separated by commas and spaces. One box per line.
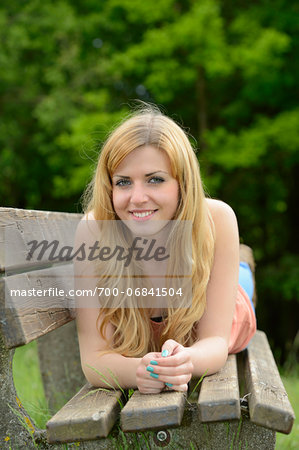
1, 0, 298, 366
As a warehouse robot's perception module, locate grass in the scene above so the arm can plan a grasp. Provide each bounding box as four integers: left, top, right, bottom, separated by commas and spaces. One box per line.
13, 341, 299, 449
13, 340, 51, 429
275, 372, 299, 449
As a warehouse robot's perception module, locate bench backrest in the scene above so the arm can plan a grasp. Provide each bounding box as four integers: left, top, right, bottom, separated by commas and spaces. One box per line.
0, 207, 82, 348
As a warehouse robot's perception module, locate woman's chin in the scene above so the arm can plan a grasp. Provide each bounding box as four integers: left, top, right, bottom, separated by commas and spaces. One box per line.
122, 219, 170, 237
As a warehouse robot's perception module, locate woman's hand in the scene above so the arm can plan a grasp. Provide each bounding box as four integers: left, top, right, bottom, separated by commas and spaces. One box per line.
145, 339, 194, 392
136, 352, 166, 394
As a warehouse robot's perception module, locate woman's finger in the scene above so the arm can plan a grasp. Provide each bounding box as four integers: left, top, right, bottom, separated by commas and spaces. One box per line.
144, 367, 192, 387
145, 361, 193, 377
162, 373, 192, 386
150, 349, 192, 368
165, 383, 188, 392
160, 339, 183, 357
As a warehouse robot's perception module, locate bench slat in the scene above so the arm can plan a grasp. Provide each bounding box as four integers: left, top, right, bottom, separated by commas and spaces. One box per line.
46, 383, 122, 443
121, 390, 186, 432
245, 330, 295, 434
0, 207, 81, 273
198, 354, 240, 422
0, 264, 74, 348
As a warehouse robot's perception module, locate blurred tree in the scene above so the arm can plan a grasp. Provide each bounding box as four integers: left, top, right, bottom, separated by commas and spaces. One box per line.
0, 0, 298, 363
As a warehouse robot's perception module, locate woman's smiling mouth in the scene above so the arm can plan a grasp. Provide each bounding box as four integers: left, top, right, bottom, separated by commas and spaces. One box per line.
130, 210, 158, 220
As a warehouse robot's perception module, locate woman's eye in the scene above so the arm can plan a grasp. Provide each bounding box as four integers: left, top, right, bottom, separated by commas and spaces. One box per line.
149, 177, 164, 184
115, 179, 131, 186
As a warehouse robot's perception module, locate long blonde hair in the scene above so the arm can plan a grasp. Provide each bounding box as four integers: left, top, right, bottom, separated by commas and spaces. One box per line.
83, 105, 215, 356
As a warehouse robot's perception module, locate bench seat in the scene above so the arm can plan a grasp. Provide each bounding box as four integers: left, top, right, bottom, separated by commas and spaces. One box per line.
45, 331, 294, 446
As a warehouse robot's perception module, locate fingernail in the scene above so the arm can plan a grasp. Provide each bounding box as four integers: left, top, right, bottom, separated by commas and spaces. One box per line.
150, 360, 158, 365
161, 349, 169, 357
165, 382, 173, 387
146, 366, 154, 373
150, 373, 159, 379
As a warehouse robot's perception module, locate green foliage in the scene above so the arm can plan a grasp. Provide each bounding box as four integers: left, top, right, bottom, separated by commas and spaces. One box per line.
13, 341, 50, 429
276, 374, 299, 449
260, 254, 299, 302
1, 0, 298, 361
53, 90, 128, 198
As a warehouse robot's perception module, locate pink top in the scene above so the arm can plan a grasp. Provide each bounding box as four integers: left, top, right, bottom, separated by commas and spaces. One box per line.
150, 284, 257, 354
228, 285, 257, 353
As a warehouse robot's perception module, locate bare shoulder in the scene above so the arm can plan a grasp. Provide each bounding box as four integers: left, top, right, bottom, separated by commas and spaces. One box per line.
206, 198, 237, 225
205, 198, 238, 244
82, 210, 95, 221
75, 210, 98, 241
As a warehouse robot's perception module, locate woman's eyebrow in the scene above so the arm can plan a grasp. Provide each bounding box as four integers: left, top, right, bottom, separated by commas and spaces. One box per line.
112, 174, 130, 179
145, 170, 168, 176
112, 170, 168, 178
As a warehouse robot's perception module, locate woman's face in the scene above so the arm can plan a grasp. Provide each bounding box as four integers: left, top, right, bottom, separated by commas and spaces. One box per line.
112, 145, 179, 233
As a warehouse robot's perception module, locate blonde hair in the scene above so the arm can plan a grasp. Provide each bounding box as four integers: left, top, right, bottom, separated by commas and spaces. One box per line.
83, 105, 215, 356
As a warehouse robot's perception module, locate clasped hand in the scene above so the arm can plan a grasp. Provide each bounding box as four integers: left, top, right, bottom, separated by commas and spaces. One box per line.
136, 339, 194, 394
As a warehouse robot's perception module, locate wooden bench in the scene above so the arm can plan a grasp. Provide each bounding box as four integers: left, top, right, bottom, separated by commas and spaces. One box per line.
0, 207, 295, 449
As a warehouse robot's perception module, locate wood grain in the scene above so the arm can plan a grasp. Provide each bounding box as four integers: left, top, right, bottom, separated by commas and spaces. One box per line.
244, 330, 295, 434
198, 354, 241, 422
0, 264, 74, 348
0, 207, 82, 273
121, 390, 186, 432
47, 384, 122, 443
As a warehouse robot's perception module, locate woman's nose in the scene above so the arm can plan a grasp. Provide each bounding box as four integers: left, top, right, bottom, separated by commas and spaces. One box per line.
130, 184, 149, 204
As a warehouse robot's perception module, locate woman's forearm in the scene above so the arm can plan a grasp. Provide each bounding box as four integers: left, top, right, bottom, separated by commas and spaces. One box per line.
82, 352, 141, 389
82, 337, 228, 389
189, 336, 229, 377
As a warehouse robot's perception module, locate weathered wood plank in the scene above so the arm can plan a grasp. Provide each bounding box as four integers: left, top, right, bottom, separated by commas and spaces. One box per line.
45, 403, 277, 449
244, 330, 295, 434
4, 263, 75, 309
47, 384, 122, 443
37, 320, 86, 414
198, 354, 241, 422
0, 278, 26, 348
0, 207, 82, 273
58, 406, 276, 449
121, 390, 186, 432
0, 264, 74, 348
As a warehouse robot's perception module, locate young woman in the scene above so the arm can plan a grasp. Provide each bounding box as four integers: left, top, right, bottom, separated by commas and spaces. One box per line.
75, 105, 256, 394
